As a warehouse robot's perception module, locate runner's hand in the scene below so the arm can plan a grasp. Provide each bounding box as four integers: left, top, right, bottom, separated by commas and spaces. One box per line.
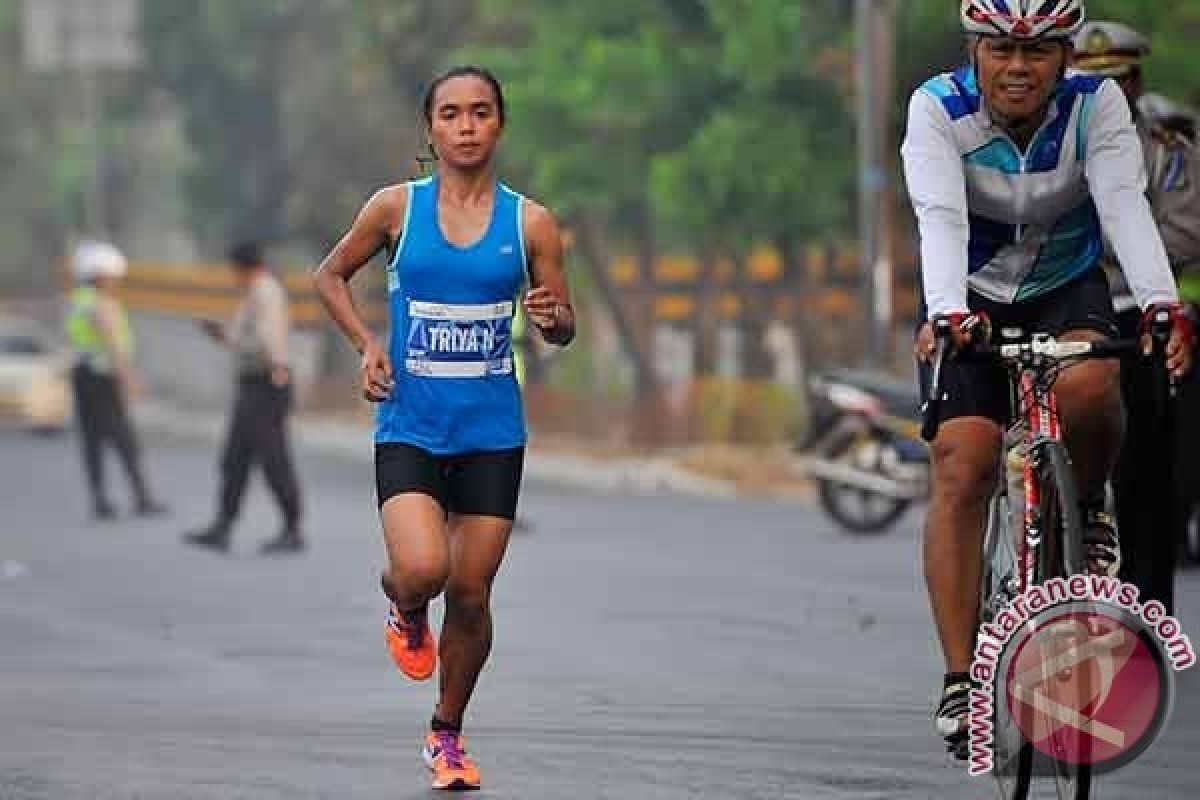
361, 338, 393, 402
523, 286, 561, 331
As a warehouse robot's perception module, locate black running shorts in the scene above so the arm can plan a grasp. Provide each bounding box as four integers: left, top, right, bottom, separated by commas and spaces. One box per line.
917, 268, 1120, 428
375, 442, 524, 520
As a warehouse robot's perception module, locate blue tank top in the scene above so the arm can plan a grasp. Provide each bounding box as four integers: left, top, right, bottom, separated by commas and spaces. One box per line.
375, 175, 528, 454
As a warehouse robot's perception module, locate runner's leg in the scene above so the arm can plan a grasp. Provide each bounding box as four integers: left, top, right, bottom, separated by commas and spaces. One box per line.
380, 493, 450, 611
435, 512, 513, 727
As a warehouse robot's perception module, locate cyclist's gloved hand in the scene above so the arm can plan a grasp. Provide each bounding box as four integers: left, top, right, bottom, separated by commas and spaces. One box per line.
916, 312, 990, 362
1140, 302, 1195, 379
928, 311, 991, 358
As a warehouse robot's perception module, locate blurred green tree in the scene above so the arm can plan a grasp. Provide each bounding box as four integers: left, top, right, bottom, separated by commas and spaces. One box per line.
139, 0, 477, 256
462, 0, 723, 396
140, 1, 298, 248
650, 0, 857, 252
0, 0, 67, 289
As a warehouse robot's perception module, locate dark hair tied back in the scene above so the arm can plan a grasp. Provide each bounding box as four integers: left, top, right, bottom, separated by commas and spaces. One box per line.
422, 65, 506, 125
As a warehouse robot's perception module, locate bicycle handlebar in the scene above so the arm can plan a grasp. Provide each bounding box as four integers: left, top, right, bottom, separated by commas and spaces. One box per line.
969, 336, 1142, 362
919, 317, 1174, 443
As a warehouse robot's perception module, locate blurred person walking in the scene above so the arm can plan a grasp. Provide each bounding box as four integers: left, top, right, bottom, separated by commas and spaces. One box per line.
1074, 21, 1200, 613
313, 66, 575, 791
65, 241, 167, 521
184, 242, 304, 555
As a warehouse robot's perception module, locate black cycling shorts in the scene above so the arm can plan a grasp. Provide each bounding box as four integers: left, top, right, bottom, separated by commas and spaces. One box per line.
375, 443, 524, 520
917, 267, 1120, 427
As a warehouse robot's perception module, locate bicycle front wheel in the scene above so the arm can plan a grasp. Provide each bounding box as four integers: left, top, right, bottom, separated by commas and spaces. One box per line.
981, 481, 1034, 800
1029, 441, 1093, 800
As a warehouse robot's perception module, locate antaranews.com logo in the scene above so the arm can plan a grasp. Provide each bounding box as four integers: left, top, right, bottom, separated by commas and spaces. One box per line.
968, 575, 1195, 777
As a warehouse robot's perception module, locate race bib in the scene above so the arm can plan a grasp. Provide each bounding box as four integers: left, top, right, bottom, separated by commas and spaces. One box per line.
405, 300, 513, 378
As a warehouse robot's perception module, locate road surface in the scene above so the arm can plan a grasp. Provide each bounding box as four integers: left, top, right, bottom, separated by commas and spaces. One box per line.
1, 429, 1198, 799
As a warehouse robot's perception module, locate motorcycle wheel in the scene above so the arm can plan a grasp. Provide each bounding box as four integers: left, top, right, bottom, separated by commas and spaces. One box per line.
816, 431, 915, 534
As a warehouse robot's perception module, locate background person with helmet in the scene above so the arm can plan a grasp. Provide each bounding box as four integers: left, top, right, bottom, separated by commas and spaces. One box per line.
1073, 20, 1200, 614
904, 0, 1194, 760
64, 241, 167, 521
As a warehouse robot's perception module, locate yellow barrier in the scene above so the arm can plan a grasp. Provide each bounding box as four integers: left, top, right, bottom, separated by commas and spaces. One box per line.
114, 250, 920, 328
117, 263, 386, 327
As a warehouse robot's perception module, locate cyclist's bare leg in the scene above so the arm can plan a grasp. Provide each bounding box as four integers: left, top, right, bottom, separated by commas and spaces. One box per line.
380, 493, 450, 611
1053, 329, 1124, 501
926, 417, 1004, 673
434, 513, 513, 727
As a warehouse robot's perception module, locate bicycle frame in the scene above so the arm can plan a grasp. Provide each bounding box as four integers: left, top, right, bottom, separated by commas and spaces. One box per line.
1012, 367, 1062, 595
921, 319, 1173, 798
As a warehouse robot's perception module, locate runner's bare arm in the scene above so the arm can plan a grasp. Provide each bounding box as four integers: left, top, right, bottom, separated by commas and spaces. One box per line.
313, 186, 406, 354
522, 202, 575, 347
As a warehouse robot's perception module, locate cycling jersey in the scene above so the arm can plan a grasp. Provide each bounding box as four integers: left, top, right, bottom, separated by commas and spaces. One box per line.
902, 66, 1179, 319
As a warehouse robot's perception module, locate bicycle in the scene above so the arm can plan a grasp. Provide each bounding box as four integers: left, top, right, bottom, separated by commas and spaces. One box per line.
921, 312, 1173, 800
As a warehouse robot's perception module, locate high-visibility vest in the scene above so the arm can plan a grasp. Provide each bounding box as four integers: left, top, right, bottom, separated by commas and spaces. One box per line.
65, 286, 132, 371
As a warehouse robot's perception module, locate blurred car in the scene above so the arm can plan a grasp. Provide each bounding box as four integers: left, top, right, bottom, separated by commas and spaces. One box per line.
0, 315, 72, 433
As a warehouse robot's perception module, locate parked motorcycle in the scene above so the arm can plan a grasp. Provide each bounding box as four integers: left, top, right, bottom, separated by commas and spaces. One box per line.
799, 368, 929, 533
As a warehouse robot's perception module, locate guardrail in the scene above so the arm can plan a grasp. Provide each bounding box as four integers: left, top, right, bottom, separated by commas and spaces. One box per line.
113, 247, 924, 330
115, 263, 386, 327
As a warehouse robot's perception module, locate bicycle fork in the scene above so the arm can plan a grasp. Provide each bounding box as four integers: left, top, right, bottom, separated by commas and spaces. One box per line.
1018, 371, 1062, 594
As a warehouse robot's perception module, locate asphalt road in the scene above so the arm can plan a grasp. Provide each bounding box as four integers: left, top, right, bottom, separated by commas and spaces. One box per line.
1, 429, 1198, 799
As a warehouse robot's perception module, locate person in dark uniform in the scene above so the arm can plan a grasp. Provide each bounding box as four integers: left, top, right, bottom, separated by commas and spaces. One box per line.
65, 241, 167, 520
1074, 20, 1200, 613
184, 242, 304, 555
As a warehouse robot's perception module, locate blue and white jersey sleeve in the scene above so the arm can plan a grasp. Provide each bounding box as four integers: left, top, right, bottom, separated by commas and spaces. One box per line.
902, 89, 971, 318
1085, 80, 1179, 310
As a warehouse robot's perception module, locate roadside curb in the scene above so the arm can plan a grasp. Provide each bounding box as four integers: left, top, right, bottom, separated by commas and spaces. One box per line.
132, 400, 743, 501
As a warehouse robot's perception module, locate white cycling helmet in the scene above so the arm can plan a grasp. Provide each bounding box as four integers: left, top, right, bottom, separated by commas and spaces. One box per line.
73, 240, 128, 281
961, 0, 1086, 39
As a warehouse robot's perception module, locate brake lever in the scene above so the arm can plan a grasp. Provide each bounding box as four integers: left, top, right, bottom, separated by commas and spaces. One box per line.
919, 319, 954, 443
1149, 308, 1178, 400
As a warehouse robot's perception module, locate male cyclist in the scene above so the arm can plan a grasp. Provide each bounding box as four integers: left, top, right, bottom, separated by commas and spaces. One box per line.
901, 0, 1194, 760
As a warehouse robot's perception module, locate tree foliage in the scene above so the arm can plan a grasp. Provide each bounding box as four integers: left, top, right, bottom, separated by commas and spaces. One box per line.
5, 0, 1200, 286
138, 0, 480, 254
650, 0, 856, 251
0, 0, 68, 286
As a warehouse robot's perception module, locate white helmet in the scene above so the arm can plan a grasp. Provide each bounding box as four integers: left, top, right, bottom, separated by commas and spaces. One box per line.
73, 240, 128, 281
961, 0, 1086, 40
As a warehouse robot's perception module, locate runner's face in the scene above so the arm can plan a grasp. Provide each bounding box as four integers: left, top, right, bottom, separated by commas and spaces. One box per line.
976, 37, 1068, 121
428, 76, 503, 170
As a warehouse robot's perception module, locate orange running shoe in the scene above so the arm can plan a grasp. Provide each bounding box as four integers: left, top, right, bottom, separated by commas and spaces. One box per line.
385, 604, 435, 681
423, 730, 481, 790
